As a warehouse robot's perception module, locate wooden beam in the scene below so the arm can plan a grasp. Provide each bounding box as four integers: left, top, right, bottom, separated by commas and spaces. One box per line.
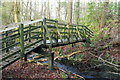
48, 52, 54, 70
19, 24, 25, 60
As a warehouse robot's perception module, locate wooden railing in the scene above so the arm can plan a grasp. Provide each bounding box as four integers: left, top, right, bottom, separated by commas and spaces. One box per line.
0, 18, 93, 70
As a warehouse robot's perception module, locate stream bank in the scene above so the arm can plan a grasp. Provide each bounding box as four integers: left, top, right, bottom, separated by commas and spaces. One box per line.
54, 39, 120, 80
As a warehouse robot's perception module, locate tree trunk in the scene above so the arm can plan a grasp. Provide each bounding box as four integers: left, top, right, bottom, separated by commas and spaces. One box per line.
13, 0, 19, 23
43, 2, 46, 18
76, 0, 80, 25
100, 0, 109, 28
57, 0, 60, 19
66, 0, 73, 24
40, 1, 44, 18
46, 1, 50, 19
29, 0, 32, 20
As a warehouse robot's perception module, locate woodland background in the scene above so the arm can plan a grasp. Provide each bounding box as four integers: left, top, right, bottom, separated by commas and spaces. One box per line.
1, 0, 120, 79
0, 0, 119, 43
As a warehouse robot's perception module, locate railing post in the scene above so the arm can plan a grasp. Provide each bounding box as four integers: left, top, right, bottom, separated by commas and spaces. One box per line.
43, 18, 46, 45
76, 25, 81, 41
40, 21, 43, 38
29, 25, 31, 42
64, 25, 66, 41
19, 24, 25, 60
29, 20, 32, 42
82, 26, 87, 40
72, 25, 74, 41
5, 31, 9, 52
55, 21, 63, 43
71, 25, 74, 47
48, 52, 54, 70
67, 24, 70, 43
55, 21, 58, 44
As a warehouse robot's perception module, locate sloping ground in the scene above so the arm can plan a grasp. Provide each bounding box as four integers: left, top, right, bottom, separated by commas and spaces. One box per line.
2, 38, 120, 79
1, 43, 85, 80
93, 38, 120, 62
2, 60, 61, 79
57, 38, 120, 79
2, 59, 83, 79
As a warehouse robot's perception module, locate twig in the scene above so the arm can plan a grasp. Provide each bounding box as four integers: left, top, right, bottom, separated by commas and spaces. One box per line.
88, 52, 120, 68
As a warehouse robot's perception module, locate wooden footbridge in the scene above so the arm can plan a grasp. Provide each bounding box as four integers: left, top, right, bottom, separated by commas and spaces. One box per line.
0, 18, 93, 70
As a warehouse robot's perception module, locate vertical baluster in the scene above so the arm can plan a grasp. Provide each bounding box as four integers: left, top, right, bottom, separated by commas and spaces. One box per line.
55, 21, 63, 44
72, 25, 74, 41
83, 26, 86, 40
64, 25, 66, 41
76, 25, 80, 41
40, 21, 43, 39
55, 21, 58, 44
43, 18, 46, 45
75, 25, 77, 41
67, 24, 70, 43
71, 25, 74, 47
37, 22, 39, 40
29, 24, 31, 42
5, 31, 9, 52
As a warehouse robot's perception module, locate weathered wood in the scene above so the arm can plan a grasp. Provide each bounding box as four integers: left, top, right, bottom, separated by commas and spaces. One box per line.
48, 52, 54, 70
29, 24, 31, 42
0, 18, 92, 69
43, 18, 47, 44
19, 24, 25, 60
55, 21, 63, 43
2, 42, 20, 51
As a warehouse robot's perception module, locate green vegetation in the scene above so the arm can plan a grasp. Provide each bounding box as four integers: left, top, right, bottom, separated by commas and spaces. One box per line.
1, 0, 119, 79
79, 2, 118, 43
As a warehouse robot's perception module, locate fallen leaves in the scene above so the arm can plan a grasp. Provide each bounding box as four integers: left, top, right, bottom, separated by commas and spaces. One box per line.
2, 60, 60, 79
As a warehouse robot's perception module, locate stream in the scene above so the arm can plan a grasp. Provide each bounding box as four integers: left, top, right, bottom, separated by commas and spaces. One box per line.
27, 53, 120, 80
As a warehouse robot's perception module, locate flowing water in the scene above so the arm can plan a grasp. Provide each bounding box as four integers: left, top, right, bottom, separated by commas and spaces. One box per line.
27, 53, 120, 80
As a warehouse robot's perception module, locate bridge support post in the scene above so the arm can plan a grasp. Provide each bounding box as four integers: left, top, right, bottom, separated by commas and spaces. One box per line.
19, 24, 25, 60
24, 54, 27, 61
48, 52, 54, 70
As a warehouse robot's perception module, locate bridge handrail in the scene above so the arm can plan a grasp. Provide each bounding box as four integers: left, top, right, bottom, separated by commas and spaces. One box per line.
0, 19, 43, 33
24, 19, 43, 26
0, 18, 92, 33
0, 18, 93, 69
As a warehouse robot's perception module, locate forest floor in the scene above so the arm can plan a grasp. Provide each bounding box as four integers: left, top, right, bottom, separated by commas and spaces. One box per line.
2, 60, 82, 79
2, 38, 120, 79
2, 44, 84, 79
57, 38, 120, 79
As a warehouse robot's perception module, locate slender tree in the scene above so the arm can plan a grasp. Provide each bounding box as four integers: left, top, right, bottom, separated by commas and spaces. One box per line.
66, 0, 73, 24
100, 0, 109, 28
29, 0, 32, 20
57, 0, 61, 19
75, 0, 80, 25
46, 1, 50, 19
43, 2, 46, 18
13, 0, 19, 23
40, 1, 44, 18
